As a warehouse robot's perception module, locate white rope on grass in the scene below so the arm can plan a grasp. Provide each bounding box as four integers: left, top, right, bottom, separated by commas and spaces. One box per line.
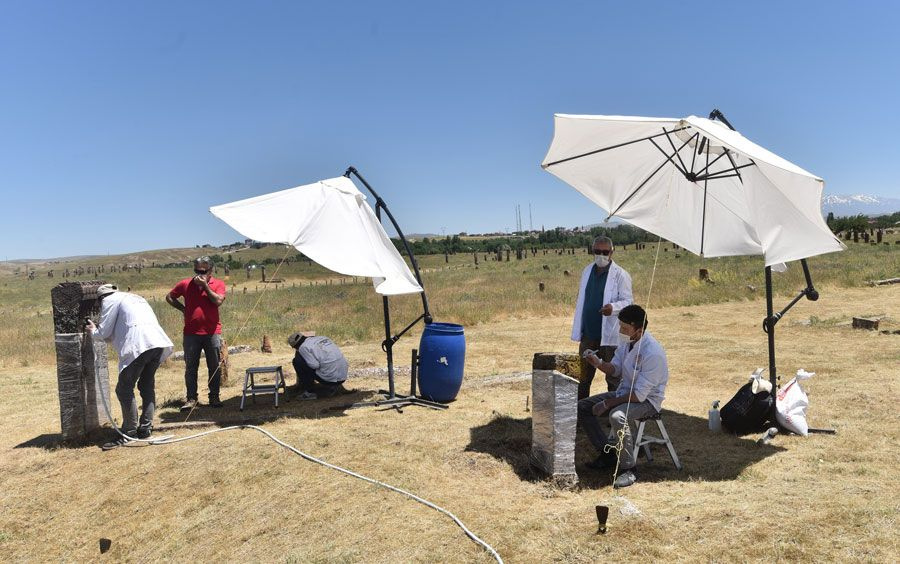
95, 356, 503, 563
150, 426, 504, 563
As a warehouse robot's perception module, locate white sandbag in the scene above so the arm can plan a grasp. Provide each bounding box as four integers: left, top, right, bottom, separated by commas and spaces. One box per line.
750, 367, 772, 394
776, 369, 814, 436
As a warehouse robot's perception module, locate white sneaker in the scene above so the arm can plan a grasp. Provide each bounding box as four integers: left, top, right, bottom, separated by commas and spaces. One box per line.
298, 391, 318, 400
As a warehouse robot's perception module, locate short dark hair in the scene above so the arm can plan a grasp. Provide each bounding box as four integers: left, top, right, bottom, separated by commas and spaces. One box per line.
592, 236, 614, 250
618, 304, 648, 330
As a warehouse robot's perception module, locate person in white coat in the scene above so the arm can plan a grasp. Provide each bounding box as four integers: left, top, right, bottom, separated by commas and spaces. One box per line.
86, 284, 174, 449
578, 304, 669, 489
571, 236, 633, 399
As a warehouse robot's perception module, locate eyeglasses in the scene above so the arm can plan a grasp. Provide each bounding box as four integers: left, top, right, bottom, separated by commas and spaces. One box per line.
592, 249, 612, 256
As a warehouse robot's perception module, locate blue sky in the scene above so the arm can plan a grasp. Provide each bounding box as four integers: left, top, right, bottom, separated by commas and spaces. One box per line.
1, 1, 898, 259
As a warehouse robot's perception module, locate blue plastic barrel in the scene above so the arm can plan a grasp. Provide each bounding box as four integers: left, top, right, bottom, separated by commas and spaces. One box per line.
417, 322, 466, 402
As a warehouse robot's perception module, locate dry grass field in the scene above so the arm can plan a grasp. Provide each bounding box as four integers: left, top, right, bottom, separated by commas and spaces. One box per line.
0, 240, 898, 562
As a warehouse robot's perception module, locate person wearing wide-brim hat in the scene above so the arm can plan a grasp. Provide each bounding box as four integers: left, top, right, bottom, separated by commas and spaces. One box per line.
286, 331, 351, 400
86, 284, 174, 449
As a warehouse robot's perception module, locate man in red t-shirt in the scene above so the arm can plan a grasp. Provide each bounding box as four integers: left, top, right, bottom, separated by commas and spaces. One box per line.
166, 256, 227, 410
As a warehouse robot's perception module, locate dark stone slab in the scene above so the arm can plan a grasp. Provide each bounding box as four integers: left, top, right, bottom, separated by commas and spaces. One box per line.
532, 352, 580, 378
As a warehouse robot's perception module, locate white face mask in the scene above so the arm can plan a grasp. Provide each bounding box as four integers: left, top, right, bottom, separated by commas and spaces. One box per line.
618, 331, 632, 344
594, 255, 610, 268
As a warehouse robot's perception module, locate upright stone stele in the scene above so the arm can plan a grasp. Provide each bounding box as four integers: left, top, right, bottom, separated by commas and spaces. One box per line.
530, 352, 580, 488
51, 282, 112, 441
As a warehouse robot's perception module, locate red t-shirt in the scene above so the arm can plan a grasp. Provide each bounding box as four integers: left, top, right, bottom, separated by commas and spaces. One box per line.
169, 277, 226, 335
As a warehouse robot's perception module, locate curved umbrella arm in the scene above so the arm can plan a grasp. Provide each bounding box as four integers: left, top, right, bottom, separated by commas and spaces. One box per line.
344, 166, 433, 326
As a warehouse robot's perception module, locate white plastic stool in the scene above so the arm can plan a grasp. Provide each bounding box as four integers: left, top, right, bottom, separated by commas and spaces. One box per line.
633, 412, 683, 470
241, 365, 287, 410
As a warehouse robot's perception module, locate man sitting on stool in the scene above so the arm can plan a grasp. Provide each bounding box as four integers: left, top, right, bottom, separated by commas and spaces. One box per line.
577, 304, 669, 489
287, 332, 350, 400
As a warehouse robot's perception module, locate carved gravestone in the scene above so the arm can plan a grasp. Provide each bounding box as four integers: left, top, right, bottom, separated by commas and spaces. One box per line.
531, 352, 580, 488
51, 282, 112, 441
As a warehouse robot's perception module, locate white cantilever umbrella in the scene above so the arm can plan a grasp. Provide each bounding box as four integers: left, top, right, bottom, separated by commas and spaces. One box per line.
211, 169, 444, 412
210, 176, 422, 296
541, 113, 845, 266
542, 111, 845, 416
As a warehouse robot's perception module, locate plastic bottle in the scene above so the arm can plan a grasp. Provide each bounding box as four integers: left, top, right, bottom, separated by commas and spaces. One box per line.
708, 400, 721, 432
757, 427, 778, 445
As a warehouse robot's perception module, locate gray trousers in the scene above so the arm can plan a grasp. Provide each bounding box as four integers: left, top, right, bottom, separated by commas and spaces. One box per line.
183, 334, 221, 401
117, 347, 163, 434
577, 392, 658, 469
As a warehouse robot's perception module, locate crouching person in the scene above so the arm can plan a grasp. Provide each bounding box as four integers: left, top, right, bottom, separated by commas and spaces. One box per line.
577, 304, 668, 488
287, 332, 350, 400
86, 284, 174, 450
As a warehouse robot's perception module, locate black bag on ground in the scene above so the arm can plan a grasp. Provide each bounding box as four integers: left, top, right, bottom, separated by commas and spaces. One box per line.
720, 382, 773, 435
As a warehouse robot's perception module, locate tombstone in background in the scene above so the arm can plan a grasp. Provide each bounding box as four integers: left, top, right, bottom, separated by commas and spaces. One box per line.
51, 281, 112, 441
530, 352, 580, 488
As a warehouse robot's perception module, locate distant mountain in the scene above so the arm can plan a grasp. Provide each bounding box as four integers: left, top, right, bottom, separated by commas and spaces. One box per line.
821, 194, 900, 217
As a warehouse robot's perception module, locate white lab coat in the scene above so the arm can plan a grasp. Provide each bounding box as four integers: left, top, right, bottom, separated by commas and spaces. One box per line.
571, 261, 633, 345
93, 292, 174, 373
610, 330, 669, 412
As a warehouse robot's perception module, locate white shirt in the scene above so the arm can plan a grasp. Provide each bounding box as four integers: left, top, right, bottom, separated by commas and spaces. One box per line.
611, 330, 669, 412
571, 261, 633, 345
298, 336, 349, 383
92, 292, 174, 373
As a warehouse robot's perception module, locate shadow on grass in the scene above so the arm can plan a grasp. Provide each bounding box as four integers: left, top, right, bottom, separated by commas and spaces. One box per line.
14, 433, 66, 450
14, 429, 113, 451
155, 385, 383, 429
14, 386, 388, 450
465, 410, 788, 488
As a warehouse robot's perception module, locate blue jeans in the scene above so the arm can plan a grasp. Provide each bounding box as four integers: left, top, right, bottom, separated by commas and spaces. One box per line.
183, 334, 221, 401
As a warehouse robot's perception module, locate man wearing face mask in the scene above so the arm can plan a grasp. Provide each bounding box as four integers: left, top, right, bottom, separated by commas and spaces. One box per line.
577, 304, 669, 488
571, 236, 633, 399
166, 256, 227, 410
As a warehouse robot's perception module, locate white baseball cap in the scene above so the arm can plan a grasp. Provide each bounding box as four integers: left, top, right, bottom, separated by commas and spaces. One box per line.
96, 284, 118, 298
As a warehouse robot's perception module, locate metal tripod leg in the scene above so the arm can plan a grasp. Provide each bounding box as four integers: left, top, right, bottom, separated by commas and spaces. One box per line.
335, 349, 448, 412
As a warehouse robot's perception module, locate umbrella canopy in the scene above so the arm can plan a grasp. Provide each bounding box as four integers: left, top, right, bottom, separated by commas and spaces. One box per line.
541, 114, 845, 266
210, 176, 423, 296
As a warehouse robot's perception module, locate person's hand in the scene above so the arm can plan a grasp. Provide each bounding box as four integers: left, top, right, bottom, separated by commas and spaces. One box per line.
601, 304, 613, 316
592, 400, 608, 416
582, 350, 601, 368
85, 320, 96, 332
192, 274, 209, 288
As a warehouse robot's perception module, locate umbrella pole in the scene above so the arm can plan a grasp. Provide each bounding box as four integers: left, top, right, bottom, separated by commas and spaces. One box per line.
335, 167, 447, 413
763, 259, 833, 432
764, 266, 777, 399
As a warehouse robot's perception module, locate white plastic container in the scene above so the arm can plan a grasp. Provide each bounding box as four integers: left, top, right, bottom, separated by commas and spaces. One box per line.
708, 400, 722, 432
